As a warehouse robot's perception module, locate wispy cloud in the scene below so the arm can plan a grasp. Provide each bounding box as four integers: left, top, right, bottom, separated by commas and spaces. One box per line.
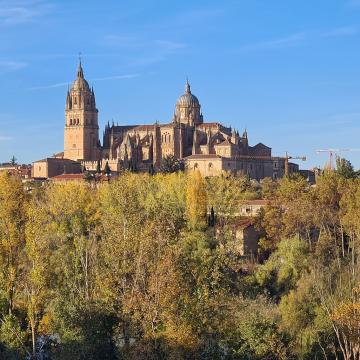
28, 81, 69, 90
102, 34, 138, 47
0, 60, 27, 71
321, 26, 358, 37
102, 34, 187, 52
0, 0, 53, 26
154, 40, 187, 51
239, 32, 306, 52
173, 8, 224, 25
239, 26, 358, 53
28, 73, 140, 90
328, 112, 360, 125
349, 0, 360, 7
92, 74, 139, 81
101, 34, 187, 66
0, 135, 12, 141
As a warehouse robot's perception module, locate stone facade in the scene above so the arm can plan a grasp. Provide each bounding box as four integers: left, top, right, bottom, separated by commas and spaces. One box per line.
32, 158, 81, 179
33, 61, 299, 179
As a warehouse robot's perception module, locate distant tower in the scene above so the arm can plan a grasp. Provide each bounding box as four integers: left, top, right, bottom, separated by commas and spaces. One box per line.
173, 79, 203, 126
64, 59, 99, 161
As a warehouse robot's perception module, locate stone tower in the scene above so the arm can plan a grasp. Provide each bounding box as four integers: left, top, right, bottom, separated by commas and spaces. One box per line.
64, 60, 99, 161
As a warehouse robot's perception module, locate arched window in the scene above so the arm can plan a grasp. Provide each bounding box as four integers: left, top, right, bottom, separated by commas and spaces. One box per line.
168, 134, 171, 142
77, 119, 80, 125
194, 163, 198, 170
70, 119, 72, 125
74, 97, 77, 105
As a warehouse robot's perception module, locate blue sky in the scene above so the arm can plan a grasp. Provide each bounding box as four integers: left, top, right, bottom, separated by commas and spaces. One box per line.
1, 0, 360, 169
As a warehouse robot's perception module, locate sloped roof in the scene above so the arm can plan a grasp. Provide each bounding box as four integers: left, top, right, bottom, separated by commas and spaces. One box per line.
50, 173, 84, 181
33, 157, 80, 164
241, 199, 269, 206
185, 154, 222, 159
214, 138, 232, 147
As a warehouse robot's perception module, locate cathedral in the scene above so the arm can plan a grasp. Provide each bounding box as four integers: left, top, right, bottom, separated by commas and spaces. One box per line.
33, 60, 296, 180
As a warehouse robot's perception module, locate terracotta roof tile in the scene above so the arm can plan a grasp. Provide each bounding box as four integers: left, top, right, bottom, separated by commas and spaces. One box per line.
185, 154, 222, 159
50, 173, 84, 181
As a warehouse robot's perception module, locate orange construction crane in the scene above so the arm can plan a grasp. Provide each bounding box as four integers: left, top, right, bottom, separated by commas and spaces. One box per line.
316, 149, 360, 170
284, 152, 306, 177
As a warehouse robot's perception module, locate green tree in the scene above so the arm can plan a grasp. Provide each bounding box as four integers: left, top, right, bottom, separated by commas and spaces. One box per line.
9, 156, 17, 166
104, 161, 111, 176
336, 156, 357, 179
159, 154, 183, 173
255, 237, 309, 299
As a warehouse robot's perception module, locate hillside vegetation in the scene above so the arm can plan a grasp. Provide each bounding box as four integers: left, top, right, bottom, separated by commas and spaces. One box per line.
0, 170, 359, 359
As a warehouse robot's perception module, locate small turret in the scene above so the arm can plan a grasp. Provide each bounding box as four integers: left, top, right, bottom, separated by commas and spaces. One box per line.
232, 128, 239, 145
66, 89, 72, 110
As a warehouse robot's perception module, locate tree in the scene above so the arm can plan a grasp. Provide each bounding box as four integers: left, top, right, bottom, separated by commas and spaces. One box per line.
96, 159, 101, 174
159, 155, 183, 173
104, 161, 111, 176
255, 237, 309, 299
186, 171, 207, 229
24, 195, 51, 358
279, 273, 334, 358
9, 156, 17, 166
330, 285, 360, 360
336, 156, 357, 179
0, 172, 26, 315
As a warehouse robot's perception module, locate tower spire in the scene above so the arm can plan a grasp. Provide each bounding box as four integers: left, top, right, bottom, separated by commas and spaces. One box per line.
77, 52, 84, 78
185, 77, 191, 94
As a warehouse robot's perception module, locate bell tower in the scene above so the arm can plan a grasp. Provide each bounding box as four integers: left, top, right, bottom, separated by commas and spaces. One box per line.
64, 59, 99, 161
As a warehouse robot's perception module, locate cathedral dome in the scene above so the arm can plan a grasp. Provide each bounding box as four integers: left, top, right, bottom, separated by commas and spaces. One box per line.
72, 77, 90, 91
71, 61, 90, 91
173, 80, 203, 126
176, 80, 200, 108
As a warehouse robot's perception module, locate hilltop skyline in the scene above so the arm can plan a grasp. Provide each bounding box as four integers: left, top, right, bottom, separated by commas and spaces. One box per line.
1, 0, 360, 168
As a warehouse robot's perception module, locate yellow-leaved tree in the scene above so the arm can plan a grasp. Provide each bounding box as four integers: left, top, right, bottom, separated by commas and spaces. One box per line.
186, 171, 207, 230
331, 285, 360, 360
0, 172, 26, 315
25, 194, 50, 357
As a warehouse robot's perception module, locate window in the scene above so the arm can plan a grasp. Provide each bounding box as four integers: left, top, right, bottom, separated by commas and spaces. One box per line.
73, 144, 76, 148
194, 163, 198, 169
208, 163, 213, 169
74, 97, 77, 105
